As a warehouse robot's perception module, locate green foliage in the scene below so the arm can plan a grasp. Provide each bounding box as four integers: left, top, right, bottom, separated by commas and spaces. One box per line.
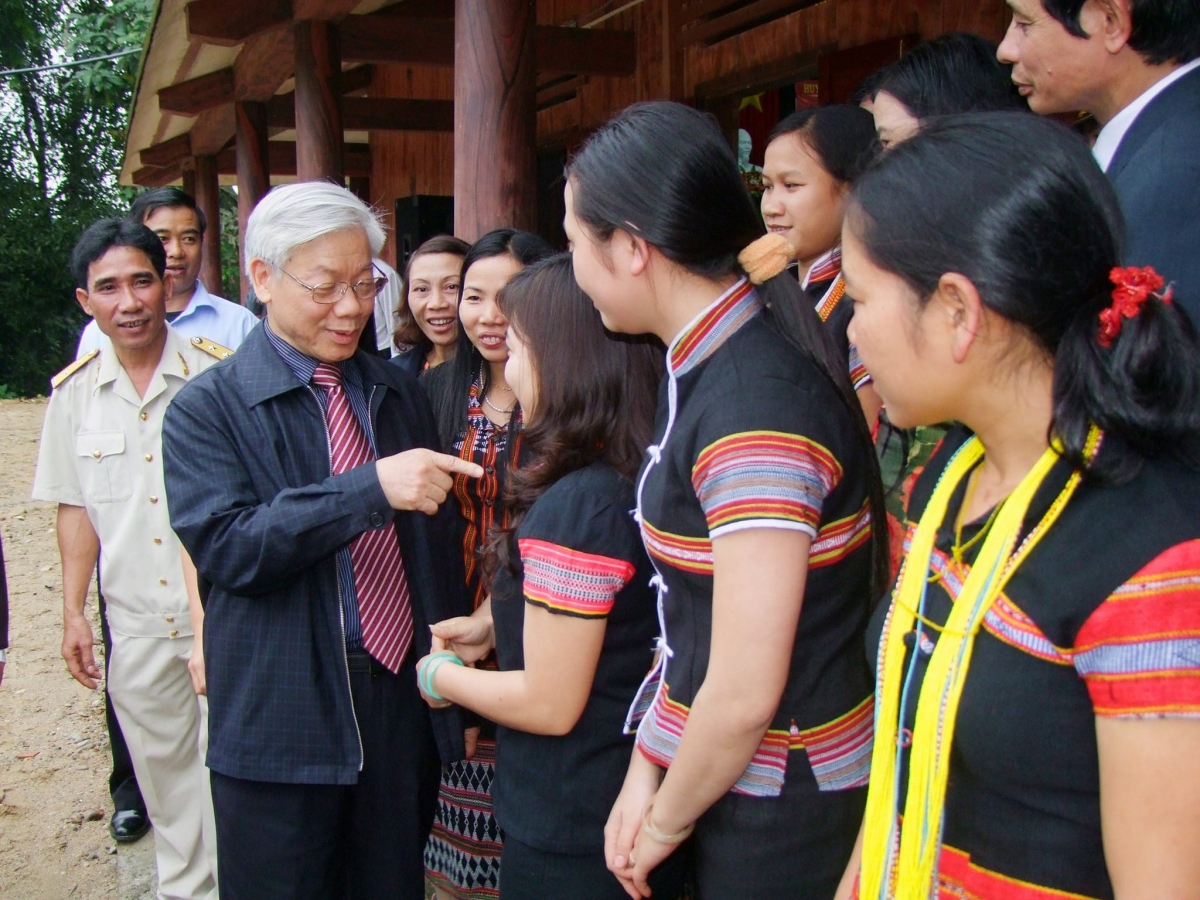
220, 186, 242, 301
0, 0, 153, 397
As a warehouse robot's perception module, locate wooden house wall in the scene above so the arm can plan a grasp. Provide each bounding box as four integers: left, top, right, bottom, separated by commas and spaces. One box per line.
686, 0, 1009, 96
365, 0, 1010, 259
369, 63, 455, 265
536, 0, 666, 149
531, 0, 1008, 150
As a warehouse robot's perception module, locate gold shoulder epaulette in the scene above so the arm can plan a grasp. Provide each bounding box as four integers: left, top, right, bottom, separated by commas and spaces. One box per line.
51, 349, 100, 389
191, 336, 234, 360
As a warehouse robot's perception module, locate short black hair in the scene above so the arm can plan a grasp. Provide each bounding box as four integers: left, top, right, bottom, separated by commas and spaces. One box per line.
71, 218, 167, 289
1042, 0, 1200, 65
128, 186, 207, 236
874, 32, 1026, 119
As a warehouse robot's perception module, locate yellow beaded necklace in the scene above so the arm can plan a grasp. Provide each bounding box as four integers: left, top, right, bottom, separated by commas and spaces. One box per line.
860, 426, 1101, 900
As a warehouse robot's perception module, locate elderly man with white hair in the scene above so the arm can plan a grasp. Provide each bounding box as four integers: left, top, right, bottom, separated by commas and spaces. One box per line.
162, 182, 481, 900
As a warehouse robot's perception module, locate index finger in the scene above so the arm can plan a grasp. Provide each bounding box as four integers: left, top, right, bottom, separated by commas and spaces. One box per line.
431, 452, 484, 479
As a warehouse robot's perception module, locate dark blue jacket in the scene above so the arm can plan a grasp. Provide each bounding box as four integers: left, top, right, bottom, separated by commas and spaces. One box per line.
1108, 64, 1200, 325
390, 346, 425, 379
163, 324, 468, 784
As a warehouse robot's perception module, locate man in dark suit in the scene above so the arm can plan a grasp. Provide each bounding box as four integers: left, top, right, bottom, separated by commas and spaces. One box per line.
998, 0, 1200, 322
162, 181, 481, 900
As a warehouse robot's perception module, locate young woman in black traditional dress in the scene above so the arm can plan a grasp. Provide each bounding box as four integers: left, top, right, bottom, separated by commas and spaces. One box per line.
840, 112, 1200, 900
761, 104, 882, 427
420, 229, 553, 900
417, 254, 686, 900
564, 100, 889, 899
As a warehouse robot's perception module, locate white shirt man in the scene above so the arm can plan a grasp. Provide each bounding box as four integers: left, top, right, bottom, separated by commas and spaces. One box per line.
35, 219, 223, 900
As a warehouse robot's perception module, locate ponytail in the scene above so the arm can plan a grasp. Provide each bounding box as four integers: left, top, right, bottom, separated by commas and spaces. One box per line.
756, 271, 892, 598
1055, 275, 1200, 482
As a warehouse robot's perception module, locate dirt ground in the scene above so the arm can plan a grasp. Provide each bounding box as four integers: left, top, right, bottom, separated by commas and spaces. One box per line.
0, 398, 122, 899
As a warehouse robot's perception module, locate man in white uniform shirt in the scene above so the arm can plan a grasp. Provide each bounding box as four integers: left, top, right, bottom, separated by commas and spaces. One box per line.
78, 187, 257, 355
35, 218, 224, 900
78, 187, 255, 843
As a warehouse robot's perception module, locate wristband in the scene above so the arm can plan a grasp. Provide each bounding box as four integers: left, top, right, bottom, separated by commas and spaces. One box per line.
641, 799, 694, 845
418, 652, 463, 702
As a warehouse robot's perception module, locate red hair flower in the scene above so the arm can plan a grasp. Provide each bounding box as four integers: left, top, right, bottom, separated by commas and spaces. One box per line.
1098, 266, 1173, 348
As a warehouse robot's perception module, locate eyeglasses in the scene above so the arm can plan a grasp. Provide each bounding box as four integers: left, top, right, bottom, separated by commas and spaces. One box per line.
275, 263, 388, 305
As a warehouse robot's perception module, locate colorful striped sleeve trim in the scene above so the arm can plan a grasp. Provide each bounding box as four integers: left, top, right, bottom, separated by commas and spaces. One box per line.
810, 499, 872, 569
691, 431, 841, 540
848, 343, 872, 391
518, 537, 636, 619
1074, 539, 1200, 717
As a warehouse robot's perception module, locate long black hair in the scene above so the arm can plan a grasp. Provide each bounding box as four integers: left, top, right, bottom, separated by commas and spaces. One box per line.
486, 253, 664, 580
872, 32, 1025, 120
848, 111, 1200, 482
567, 100, 891, 599
422, 228, 554, 452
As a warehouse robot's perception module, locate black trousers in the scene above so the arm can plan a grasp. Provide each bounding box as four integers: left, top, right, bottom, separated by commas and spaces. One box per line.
209, 650, 440, 900
97, 572, 145, 814
499, 835, 689, 900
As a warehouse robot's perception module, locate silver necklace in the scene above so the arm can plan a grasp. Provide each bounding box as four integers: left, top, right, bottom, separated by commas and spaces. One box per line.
483, 392, 516, 415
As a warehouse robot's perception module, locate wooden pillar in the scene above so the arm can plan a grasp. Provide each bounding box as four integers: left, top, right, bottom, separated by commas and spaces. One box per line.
294, 21, 344, 183
235, 100, 271, 303
182, 165, 197, 198
454, 0, 537, 240
193, 154, 223, 298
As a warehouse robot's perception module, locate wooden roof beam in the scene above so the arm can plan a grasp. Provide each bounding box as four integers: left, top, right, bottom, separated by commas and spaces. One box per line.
266, 96, 454, 131
214, 141, 372, 177
139, 132, 193, 168
339, 15, 453, 67
133, 161, 185, 187
186, 0, 293, 47
339, 16, 635, 77
535, 26, 636, 77
158, 66, 236, 116
680, 0, 820, 47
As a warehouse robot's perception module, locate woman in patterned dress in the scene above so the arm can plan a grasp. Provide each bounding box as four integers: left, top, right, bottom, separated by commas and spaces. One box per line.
564, 101, 890, 899
761, 104, 882, 426
839, 113, 1200, 899
420, 229, 553, 900
417, 254, 686, 899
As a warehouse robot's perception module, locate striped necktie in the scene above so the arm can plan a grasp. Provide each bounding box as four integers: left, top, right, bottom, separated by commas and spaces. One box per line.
312, 363, 413, 672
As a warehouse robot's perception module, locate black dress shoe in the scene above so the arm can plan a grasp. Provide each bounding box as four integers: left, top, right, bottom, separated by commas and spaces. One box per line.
109, 808, 151, 843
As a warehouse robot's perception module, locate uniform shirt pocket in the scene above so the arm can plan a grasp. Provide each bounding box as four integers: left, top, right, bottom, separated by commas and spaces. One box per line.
76, 431, 132, 503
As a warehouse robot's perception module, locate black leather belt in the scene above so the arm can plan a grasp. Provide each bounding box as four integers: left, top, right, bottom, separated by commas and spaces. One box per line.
345, 649, 391, 677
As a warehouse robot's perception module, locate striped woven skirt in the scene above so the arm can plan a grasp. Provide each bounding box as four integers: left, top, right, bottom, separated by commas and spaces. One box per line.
424, 738, 503, 899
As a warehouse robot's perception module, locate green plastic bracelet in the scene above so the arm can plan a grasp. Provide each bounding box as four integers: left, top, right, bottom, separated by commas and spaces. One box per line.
418, 652, 463, 702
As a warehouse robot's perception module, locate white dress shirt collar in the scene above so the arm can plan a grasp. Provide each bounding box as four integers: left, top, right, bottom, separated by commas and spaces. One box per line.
1094, 58, 1200, 171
